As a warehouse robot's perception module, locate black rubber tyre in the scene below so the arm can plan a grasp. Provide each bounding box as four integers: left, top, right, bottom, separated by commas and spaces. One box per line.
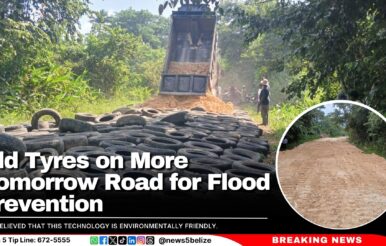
186, 122, 226, 131
190, 157, 233, 171
106, 146, 143, 161
24, 137, 65, 154
137, 143, 176, 156
66, 146, 104, 157
59, 118, 96, 133
161, 111, 188, 126
5, 125, 27, 132
190, 107, 205, 112
144, 137, 183, 151
224, 148, 262, 161
60, 135, 88, 151
88, 135, 128, 146
225, 169, 267, 179
75, 113, 97, 122
95, 113, 119, 123
203, 136, 236, 148
141, 129, 167, 137
116, 115, 146, 127
164, 131, 192, 142
179, 129, 208, 139
0, 133, 27, 160
177, 148, 218, 160
232, 160, 275, 175
144, 124, 172, 133
180, 164, 222, 181
31, 108, 61, 130
125, 131, 155, 144
35, 148, 59, 157
240, 137, 269, 149
100, 140, 136, 149
121, 170, 158, 179
237, 142, 269, 155
183, 141, 223, 154
141, 108, 161, 117
112, 107, 140, 115
221, 154, 251, 162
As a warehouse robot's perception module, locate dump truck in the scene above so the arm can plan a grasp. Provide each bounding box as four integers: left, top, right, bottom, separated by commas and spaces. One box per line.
159, 4, 220, 96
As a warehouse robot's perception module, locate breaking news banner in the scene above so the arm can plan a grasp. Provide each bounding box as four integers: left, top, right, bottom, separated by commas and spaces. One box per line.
1, 0, 386, 245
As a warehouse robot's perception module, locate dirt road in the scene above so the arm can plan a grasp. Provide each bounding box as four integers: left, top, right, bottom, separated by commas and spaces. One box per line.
278, 137, 386, 229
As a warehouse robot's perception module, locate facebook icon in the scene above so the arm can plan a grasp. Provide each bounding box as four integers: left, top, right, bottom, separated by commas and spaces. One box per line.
99, 236, 108, 245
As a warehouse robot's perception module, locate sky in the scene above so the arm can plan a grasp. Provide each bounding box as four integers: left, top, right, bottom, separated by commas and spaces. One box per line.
80, 0, 172, 33
322, 103, 336, 115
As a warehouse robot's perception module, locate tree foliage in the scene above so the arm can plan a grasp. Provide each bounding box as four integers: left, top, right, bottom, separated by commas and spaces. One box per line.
0, 3, 165, 118
108, 8, 169, 48
234, 0, 386, 111
158, 0, 220, 15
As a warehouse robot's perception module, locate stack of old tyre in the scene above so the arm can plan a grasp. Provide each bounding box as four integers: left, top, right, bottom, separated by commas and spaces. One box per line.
0, 107, 276, 196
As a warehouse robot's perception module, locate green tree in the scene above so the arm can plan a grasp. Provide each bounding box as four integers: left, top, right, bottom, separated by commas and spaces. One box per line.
235, 0, 386, 111
109, 8, 169, 48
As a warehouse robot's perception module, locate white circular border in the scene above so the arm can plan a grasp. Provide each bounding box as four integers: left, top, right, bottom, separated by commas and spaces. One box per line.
275, 100, 386, 230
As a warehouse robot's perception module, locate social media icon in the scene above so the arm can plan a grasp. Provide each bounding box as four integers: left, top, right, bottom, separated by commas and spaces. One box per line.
118, 236, 127, 245
90, 236, 98, 245
99, 236, 108, 245
137, 236, 145, 245
146, 236, 155, 245
109, 236, 117, 245
128, 236, 136, 245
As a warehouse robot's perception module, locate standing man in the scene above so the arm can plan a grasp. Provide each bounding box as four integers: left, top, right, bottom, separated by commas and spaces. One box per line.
260, 80, 270, 125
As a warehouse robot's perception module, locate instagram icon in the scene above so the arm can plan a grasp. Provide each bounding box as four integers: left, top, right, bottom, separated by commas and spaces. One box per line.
137, 236, 145, 245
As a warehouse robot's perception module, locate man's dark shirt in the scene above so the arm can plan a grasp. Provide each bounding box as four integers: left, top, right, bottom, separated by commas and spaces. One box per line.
260, 87, 270, 105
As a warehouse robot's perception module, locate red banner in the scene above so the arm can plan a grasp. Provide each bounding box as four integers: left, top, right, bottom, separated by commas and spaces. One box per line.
218, 234, 386, 246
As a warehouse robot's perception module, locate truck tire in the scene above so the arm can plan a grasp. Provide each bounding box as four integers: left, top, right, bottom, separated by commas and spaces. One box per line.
161, 111, 188, 126
137, 143, 176, 156
224, 148, 262, 161
180, 164, 222, 181
183, 141, 223, 154
31, 109, 61, 130
36, 147, 59, 156
59, 118, 96, 133
177, 148, 218, 160
116, 115, 146, 127
66, 146, 104, 157
100, 140, 136, 149
0, 133, 27, 160
24, 137, 65, 154
203, 136, 235, 148
190, 157, 233, 171
237, 142, 269, 155
164, 131, 192, 142
95, 113, 119, 123
75, 113, 97, 122
232, 160, 275, 175
145, 137, 183, 151
141, 108, 161, 117
61, 135, 89, 151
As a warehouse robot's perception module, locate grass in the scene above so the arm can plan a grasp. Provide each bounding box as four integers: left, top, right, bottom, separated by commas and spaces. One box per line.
0, 94, 149, 126
349, 140, 386, 159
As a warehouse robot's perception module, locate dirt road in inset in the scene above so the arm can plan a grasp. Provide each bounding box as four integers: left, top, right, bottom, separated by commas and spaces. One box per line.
278, 137, 386, 229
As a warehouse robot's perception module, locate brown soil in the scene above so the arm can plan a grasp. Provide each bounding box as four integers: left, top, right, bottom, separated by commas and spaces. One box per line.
142, 94, 234, 114
168, 62, 209, 75
278, 137, 386, 229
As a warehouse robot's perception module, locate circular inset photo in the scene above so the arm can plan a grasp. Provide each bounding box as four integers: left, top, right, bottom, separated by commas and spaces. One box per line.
277, 101, 386, 229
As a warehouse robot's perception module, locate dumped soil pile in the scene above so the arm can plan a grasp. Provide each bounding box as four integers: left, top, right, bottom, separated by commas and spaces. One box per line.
279, 137, 386, 229
142, 94, 234, 114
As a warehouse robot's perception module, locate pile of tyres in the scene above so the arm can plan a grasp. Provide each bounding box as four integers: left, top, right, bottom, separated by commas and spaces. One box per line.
0, 107, 275, 194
